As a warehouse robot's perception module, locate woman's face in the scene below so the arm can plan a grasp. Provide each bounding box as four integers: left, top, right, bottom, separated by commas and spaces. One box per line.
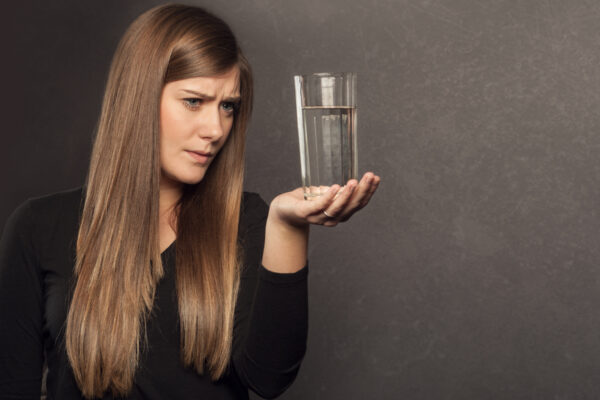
159, 67, 240, 187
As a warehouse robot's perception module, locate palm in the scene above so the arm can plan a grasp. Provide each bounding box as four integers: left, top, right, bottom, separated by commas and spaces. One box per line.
270, 172, 380, 228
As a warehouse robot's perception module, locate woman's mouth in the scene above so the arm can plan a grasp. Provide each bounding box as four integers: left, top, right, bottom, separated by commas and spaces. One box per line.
185, 150, 212, 164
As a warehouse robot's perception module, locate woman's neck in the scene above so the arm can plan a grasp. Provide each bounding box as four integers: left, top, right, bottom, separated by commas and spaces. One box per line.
158, 176, 183, 250
159, 182, 183, 216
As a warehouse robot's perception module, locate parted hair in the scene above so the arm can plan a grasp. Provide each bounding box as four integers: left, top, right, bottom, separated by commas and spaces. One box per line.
65, 4, 253, 398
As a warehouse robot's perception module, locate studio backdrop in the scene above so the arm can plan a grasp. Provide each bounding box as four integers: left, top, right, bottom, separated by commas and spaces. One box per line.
2, 1, 600, 399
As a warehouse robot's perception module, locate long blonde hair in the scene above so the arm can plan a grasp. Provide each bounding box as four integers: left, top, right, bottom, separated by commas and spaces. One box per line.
65, 5, 253, 397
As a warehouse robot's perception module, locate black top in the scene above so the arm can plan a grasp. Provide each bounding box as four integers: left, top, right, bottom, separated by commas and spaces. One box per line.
0, 187, 308, 400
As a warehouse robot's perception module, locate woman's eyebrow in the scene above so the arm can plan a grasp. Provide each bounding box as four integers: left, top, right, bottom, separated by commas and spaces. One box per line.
181, 89, 240, 102
182, 89, 213, 99
223, 95, 241, 103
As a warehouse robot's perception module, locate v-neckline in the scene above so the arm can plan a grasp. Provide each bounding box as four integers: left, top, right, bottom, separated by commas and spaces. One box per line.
160, 240, 176, 256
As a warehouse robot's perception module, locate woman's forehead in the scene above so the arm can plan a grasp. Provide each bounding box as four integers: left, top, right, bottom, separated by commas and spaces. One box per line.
165, 67, 240, 98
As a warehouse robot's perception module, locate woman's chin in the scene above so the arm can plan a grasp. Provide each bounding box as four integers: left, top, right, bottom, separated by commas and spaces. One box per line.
161, 170, 206, 187
180, 174, 205, 185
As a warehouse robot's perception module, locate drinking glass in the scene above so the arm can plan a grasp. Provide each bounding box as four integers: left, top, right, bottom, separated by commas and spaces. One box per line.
294, 72, 357, 199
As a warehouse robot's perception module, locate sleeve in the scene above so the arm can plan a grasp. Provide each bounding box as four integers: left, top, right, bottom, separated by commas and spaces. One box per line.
232, 193, 308, 399
0, 200, 44, 399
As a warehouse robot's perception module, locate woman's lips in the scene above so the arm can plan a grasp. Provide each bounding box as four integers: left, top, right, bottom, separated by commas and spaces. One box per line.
185, 150, 212, 164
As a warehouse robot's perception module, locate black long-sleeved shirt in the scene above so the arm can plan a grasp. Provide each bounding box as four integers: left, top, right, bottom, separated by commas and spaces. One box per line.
0, 187, 308, 399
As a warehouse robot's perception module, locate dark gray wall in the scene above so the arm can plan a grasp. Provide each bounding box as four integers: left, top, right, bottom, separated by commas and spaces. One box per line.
2, 1, 600, 399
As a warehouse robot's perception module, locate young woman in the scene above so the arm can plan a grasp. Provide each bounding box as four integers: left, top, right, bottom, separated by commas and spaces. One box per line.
0, 4, 380, 399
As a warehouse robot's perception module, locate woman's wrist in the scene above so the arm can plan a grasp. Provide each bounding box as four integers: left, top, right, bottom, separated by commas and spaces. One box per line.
261, 207, 309, 274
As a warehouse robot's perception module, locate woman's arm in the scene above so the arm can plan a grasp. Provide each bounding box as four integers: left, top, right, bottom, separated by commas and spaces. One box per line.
262, 172, 381, 273
232, 193, 308, 399
232, 173, 379, 397
232, 172, 379, 398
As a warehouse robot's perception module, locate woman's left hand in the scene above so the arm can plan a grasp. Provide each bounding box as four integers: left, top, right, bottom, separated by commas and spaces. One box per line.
269, 172, 381, 228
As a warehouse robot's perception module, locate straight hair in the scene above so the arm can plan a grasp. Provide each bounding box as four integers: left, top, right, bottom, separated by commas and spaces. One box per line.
65, 4, 253, 397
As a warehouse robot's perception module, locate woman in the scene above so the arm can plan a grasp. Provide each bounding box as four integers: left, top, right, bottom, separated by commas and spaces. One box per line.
0, 4, 380, 399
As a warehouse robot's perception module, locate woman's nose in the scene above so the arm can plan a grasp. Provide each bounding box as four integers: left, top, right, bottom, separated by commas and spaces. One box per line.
198, 106, 225, 141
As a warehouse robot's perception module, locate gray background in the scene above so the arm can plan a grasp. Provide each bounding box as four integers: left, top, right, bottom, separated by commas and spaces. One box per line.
2, 0, 600, 399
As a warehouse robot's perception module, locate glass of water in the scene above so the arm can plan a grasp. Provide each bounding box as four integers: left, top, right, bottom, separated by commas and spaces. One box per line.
294, 72, 357, 199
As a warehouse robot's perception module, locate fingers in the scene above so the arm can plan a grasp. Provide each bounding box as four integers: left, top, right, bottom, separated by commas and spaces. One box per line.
302, 172, 380, 228
358, 173, 380, 209
319, 180, 358, 226
304, 184, 340, 224
322, 180, 357, 216
337, 173, 380, 221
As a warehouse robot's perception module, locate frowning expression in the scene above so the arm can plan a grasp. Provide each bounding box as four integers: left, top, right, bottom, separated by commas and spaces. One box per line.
159, 67, 240, 186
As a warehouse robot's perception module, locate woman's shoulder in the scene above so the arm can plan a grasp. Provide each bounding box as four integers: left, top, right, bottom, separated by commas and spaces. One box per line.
3, 186, 84, 244
17, 186, 84, 221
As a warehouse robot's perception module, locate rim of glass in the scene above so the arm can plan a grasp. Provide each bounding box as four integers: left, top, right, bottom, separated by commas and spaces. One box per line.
293, 72, 356, 78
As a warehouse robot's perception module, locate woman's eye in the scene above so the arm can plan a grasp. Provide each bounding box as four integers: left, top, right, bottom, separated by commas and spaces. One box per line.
221, 102, 237, 113
183, 98, 202, 109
